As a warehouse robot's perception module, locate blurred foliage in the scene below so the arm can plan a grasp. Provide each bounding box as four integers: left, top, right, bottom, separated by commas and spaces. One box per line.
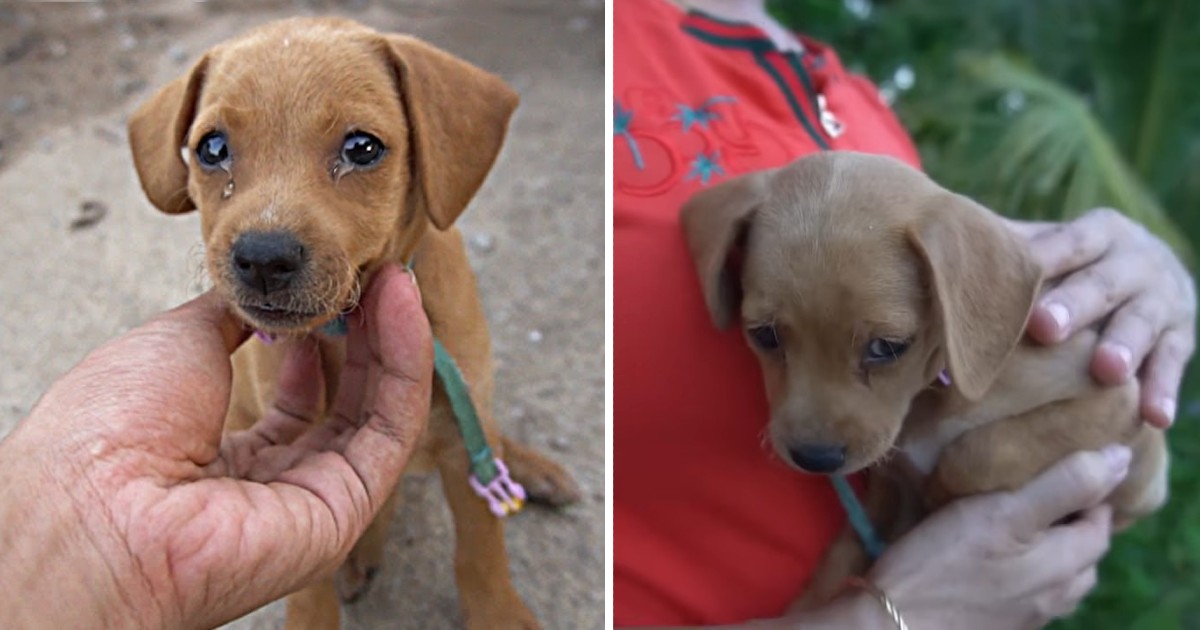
769, 0, 1200, 260
768, 0, 1200, 626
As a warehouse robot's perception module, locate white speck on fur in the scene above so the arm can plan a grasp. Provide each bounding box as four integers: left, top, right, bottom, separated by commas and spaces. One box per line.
283, 38, 290, 48
179, 146, 190, 166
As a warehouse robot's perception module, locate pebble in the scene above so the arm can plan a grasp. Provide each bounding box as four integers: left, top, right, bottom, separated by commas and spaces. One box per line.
550, 436, 570, 452
167, 44, 188, 64
469, 231, 495, 253
528, 329, 544, 344
70, 200, 109, 231
46, 38, 68, 59
5, 95, 30, 115
118, 32, 138, 51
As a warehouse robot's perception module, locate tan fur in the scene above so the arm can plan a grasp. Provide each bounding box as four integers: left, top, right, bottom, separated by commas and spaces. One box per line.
128, 17, 580, 629
681, 151, 1168, 606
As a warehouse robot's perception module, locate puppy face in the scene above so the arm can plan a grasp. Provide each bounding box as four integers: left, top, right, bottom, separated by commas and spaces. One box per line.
187, 28, 405, 330
129, 18, 518, 333
683, 152, 1041, 474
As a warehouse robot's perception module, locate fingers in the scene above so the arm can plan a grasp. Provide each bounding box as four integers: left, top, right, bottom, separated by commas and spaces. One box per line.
1006, 446, 1129, 539
339, 264, 433, 510
1024, 209, 1117, 282
1139, 327, 1194, 428
1030, 504, 1112, 580
1087, 295, 1169, 385
1028, 259, 1146, 344
1041, 565, 1100, 620
1002, 217, 1058, 240
247, 337, 326, 447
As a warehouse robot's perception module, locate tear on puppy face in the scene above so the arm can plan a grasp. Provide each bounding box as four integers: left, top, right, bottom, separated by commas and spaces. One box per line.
128, 17, 517, 334
682, 152, 1042, 474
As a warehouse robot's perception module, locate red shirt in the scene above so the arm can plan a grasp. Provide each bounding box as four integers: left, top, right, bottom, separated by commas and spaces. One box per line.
614, 1, 922, 625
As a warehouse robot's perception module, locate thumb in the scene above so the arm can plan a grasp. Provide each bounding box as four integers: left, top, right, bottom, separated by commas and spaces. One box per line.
147, 290, 250, 356
339, 264, 433, 512
1007, 445, 1130, 539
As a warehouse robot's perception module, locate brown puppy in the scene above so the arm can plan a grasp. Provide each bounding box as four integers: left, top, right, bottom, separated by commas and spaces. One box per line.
127, 17, 580, 629
682, 151, 1168, 606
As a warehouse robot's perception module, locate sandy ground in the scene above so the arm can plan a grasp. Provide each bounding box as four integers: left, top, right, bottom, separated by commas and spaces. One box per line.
0, 1, 603, 628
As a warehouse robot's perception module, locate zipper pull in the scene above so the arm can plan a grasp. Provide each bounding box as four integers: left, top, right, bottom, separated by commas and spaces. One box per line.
817, 94, 845, 139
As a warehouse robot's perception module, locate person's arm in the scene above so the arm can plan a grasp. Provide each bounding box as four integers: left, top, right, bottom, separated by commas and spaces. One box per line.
0, 264, 432, 629
634, 445, 1127, 630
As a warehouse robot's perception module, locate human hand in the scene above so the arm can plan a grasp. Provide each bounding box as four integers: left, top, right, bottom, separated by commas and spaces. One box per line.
0, 264, 431, 629
864, 446, 1129, 630
1008, 210, 1197, 428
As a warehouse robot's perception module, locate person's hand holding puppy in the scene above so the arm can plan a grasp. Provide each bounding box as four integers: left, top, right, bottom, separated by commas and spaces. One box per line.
864, 446, 1128, 629
1012, 209, 1197, 428
0, 264, 431, 629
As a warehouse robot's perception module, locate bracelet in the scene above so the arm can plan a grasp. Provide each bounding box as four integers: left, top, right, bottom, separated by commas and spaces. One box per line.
844, 576, 908, 630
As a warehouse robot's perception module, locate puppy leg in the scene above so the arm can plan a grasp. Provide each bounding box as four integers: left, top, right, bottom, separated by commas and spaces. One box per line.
283, 577, 341, 630
437, 441, 539, 629
790, 524, 868, 611
928, 382, 1140, 509
1109, 426, 1168, 530
501, 435, 582, 506
336, 488, 402, 603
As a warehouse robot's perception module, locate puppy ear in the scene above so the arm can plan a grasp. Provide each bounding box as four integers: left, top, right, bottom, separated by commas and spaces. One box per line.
680, 171, 772, 329
127, 55, 209, 215
385, 36, 518, 230
908, 193, 1043, 400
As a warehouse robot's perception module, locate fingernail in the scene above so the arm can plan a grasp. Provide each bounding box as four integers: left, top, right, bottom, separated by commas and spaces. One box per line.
1044, 302, 1070, 335
404, 268, 422, 304
1158, 397, 1177, 426
1108, 343, 1133, 378
1102, 445, 1131, 480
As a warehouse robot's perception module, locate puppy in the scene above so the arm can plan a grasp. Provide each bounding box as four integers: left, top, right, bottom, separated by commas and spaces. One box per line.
127, 17, 580, 629
681, 151, 1168, 605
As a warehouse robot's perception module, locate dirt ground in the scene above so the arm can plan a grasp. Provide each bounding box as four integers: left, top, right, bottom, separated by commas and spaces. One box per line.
0, 1, 603, 628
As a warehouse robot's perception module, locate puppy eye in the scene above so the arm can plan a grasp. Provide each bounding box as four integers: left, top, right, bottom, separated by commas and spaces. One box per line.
748, 324, 781, 351
341, 132, 386, 167
864, 338, 910, 366
196, 131, 230, 168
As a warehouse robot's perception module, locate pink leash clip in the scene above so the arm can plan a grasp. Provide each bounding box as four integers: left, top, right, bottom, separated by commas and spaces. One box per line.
469, 458, 527, 518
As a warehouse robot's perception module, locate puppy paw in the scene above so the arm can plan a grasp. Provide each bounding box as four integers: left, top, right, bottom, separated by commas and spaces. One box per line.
336, 556, 380, 604
505, 445, 582, 506
465, 597, 541, 630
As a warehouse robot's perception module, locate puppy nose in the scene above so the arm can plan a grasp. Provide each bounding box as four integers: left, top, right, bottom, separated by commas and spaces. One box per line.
788, 443, 846, 473
231, 231, 306, 294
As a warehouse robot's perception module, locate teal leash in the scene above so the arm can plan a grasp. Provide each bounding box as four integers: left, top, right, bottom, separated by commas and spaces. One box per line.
433, 337, 526, 517
829, 370, 952, 561
404, 259, 524, 517
831, 474, 886, 561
